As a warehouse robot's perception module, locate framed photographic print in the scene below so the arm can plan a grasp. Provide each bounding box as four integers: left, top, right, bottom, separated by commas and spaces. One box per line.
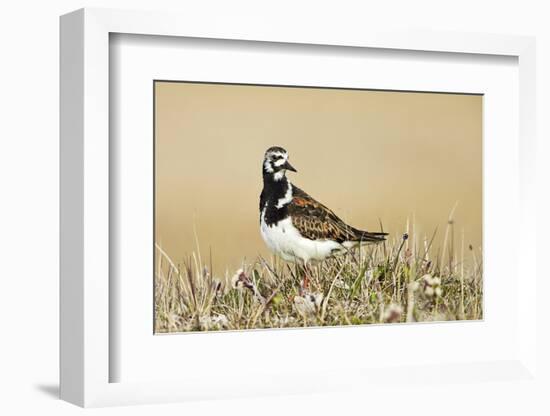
60, 7, 539, 408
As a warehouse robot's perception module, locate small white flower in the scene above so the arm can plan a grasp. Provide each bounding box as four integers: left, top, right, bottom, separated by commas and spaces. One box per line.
422, 274, 435, 286
383, 304, 403, 323
294, 296, 315, 317
309, 292, 324, 308
199, 314, 229, 330
421, 274, 442, 297
294, 292, 323, 317
212, 314, 228, 327
334, 279, 350, 290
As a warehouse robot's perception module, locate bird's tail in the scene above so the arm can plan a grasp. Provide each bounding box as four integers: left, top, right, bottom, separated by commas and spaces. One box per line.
352, 228, 388, 243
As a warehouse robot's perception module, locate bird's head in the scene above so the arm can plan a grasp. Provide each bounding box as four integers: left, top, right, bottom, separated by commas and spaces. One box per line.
262, 146, 297, 180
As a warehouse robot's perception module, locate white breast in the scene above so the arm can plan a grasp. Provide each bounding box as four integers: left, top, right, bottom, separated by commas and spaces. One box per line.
260, 210, 343, 264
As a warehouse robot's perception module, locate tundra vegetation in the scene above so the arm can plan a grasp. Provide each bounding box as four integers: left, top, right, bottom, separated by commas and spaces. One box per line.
155, 217, 482, 333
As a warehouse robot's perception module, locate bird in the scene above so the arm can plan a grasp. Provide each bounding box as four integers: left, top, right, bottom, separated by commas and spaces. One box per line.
259, 146, 387, 272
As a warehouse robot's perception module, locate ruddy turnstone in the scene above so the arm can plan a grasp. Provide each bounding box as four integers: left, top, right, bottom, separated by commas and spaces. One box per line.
259, 146, 387, 266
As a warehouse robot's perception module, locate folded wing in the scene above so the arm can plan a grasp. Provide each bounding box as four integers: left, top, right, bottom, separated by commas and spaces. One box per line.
288, 186, 387, 243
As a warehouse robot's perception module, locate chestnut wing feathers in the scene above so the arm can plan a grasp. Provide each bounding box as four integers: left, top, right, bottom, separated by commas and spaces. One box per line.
288, 187, 387, 243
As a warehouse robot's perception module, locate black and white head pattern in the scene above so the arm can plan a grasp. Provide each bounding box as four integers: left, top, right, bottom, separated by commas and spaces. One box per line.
262, 146, 296, 180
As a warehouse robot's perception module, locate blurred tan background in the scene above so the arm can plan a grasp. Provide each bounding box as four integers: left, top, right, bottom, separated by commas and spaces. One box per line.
155, 81, 482, 276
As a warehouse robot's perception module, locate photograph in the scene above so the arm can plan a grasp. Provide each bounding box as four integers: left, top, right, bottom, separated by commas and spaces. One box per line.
154, 81, 483, 333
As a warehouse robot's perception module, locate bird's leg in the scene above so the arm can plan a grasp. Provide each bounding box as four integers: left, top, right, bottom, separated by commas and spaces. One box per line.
299, 262, 310, 295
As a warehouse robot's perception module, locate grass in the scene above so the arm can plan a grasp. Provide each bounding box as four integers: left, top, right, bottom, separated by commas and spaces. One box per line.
154, 218, 483, 333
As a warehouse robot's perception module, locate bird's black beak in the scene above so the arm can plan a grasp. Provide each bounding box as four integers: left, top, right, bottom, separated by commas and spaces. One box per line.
283, 161, 297, 172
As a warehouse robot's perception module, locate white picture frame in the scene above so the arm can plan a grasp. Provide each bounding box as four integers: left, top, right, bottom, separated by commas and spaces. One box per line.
60, 7, 538, 407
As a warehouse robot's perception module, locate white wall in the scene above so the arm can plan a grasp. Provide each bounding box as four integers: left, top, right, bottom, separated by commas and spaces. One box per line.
1, 1, 548, 415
